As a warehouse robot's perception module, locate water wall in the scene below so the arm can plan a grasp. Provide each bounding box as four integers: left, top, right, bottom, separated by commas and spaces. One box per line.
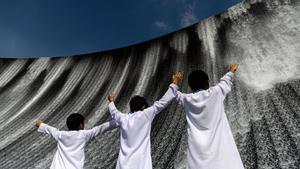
0, 0, 299, 168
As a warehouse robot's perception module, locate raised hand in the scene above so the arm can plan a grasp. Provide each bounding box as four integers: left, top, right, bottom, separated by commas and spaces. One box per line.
230, 64, 238, 73
172, 71, 183, 85
35, 119, 43, 127
107, 92, 115, 102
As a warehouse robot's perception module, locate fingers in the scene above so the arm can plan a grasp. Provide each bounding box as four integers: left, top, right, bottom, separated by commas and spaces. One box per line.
232, 64, 238, 68
172, 71, 183, 85
172, 71, 182, 78
107, 92, 115, 102
230, 64, 238, 73
35, 119, 42, 127
176, 71, 183, 79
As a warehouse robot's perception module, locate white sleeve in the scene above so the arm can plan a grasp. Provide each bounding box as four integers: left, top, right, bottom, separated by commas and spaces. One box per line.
38, 123, 61, 141
175, 90, 186, 106
84, 121, 119, 141
214, 72, 235, 99
144, 83, 178, 121
108, 102, 125, 124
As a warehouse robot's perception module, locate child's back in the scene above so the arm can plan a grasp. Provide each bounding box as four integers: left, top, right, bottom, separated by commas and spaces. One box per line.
175, 65, 244, 169
107, 72, 182, 169
36, 114, 117, 169
108, 85, 178, 169
107, 107, 156, 169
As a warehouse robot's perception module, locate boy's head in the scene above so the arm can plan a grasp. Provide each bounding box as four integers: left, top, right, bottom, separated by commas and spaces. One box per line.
188, 70, 209, 92
66, 113, 85, 131
130, 95, 149, 112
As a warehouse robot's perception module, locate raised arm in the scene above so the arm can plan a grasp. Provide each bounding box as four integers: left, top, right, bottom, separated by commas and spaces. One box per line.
175, 90, 186, 106
107, 93, 125, 124
36, 119, 61, 141
214, 64, 238, 98
84, 120, 118, 141
144, 72, 182, 120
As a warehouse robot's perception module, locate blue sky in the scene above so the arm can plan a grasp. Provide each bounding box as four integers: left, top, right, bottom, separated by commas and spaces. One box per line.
0, 0, 241, 58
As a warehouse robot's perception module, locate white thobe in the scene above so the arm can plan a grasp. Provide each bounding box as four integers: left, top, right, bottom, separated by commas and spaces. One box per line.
175, 72, 244, 169
108, 84, 178, 169
38, 121, 117, 169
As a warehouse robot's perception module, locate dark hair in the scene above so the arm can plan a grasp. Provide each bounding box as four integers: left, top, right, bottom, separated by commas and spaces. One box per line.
66, 113, 85, 130
130, 95, 149, 112
188, 70, 209, 92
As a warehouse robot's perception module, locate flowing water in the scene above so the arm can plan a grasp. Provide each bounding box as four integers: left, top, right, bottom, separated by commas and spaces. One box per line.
0, 0, 299, 168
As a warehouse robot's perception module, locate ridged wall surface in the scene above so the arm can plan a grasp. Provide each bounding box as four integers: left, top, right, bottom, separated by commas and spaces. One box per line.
0, 0, 299, 168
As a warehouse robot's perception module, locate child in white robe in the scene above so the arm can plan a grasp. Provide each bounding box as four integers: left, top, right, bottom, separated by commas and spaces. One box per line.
107, 72, 182, 169
35, 113, 117, 169
174, 64, 244, 169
